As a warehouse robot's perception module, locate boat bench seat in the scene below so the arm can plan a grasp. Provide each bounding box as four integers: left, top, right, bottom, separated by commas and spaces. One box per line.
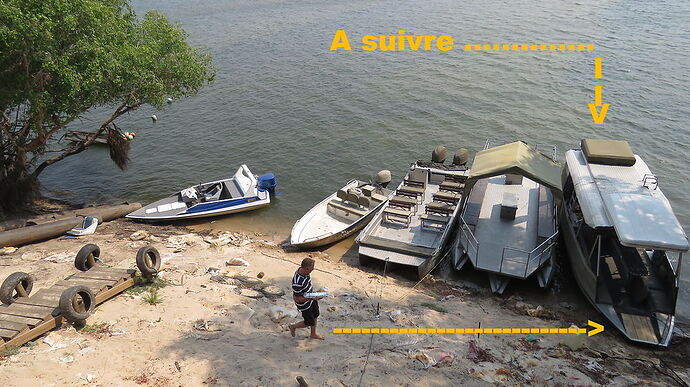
421, 213, 449, 232
397, 185, 425, 203
433, 191, 461, 204
426, 202, 456, 216
389, 195, 418, 212
444, 174, 468, 183
439, 181, 464, 193
382, 207, 412, 227
223, 181, 242, 199
327, 201, 367, 218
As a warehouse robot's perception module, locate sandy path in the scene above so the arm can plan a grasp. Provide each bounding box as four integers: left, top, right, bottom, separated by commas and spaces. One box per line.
0, 220, 688, 386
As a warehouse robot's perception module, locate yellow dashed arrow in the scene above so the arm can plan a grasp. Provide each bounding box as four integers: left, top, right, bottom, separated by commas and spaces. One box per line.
333, 321, 604, 336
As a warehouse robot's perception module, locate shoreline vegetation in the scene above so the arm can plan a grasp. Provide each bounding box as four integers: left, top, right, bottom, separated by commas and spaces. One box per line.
0, 215, 689, 385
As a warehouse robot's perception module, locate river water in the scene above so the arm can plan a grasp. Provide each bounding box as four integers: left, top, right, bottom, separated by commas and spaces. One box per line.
40, 0, 690, 326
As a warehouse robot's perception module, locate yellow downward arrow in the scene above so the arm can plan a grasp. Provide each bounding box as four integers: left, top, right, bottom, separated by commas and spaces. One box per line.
589, 103, 609, 124
588, 320, 604, 336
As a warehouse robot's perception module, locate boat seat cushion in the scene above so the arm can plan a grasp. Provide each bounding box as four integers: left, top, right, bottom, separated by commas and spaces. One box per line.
223, 181, 242, 198
328, 201, 367, 217
581, 139, 636, 166
398, 185, 424, 195
405, 168, 428, 187
337, 189, 348, 201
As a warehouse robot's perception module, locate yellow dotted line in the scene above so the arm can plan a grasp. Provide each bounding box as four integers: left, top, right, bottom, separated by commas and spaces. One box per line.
333, 327, 588, 334
464, 44, 594, 51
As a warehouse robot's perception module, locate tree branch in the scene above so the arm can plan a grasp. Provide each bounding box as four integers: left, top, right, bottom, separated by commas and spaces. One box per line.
30, 101, 142, 178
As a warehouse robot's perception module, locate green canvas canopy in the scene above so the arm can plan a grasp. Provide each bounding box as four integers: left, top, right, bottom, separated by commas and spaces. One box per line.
461, 141, 563, 207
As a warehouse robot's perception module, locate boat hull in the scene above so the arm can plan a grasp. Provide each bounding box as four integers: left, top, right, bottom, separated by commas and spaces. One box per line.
126, 199, 270, 222
291, 208, 380, 249
560, 195, 674, 346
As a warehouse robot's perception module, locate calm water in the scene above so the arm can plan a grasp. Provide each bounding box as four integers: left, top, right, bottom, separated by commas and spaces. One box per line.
41, 0, 690, 324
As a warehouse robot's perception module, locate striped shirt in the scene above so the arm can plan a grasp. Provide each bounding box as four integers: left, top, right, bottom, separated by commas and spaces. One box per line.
292, 269, 313, 311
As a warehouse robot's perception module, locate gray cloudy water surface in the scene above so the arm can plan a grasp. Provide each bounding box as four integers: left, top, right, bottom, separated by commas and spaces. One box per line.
40, 1, 690, 325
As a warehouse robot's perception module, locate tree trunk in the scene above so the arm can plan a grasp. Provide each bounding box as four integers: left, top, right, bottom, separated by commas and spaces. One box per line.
0, 149, 39, 213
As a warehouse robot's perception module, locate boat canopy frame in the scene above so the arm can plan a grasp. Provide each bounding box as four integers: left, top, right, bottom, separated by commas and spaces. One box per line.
458, 141, 563, 280
460, 141, 563, 210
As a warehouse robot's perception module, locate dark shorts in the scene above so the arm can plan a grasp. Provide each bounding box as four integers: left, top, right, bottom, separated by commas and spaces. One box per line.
301, 300, 320, 326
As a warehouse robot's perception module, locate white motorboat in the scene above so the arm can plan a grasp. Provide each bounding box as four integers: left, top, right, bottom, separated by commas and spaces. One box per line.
126, 165, 276, 222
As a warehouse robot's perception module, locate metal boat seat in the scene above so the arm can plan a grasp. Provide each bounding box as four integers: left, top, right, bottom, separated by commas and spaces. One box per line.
404, 168, 428, 189
327, 201, 367, 218
421, 213, 449, 232
382, 207, 412, 227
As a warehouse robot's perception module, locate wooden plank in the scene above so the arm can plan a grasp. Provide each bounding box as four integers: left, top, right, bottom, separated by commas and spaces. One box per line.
95, 277, 135, 305
3, 316, 61, 349
72, 271, 130, 281
0, 313, 43, 327
87, 266, 135, 276
14, 297, 59, 309
0, 319, 28, 331
0, 328, 19, 340
3, 303, 57, 319
57, 278, 117, 290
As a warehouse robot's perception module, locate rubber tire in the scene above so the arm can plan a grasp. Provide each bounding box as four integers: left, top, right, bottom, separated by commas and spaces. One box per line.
75, 244, 101, 271
136, 246, 161, 279
0, 272, 34, 305
59, 286, 96, 322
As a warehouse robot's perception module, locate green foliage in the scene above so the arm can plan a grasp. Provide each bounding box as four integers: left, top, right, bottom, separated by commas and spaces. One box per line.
0, 0, 214, 116
419, 302, 448, 313
125, 275, 169, 296
79, 322, 110, 334
0, 346, 20, 357
142, 288, 163, 305
0, 0, 215, 210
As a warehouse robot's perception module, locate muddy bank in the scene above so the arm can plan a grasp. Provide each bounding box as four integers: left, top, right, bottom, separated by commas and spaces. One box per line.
0, 219, 688, 386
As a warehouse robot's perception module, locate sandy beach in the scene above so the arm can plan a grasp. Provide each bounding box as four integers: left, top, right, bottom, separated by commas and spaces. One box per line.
0, 219, 687, 386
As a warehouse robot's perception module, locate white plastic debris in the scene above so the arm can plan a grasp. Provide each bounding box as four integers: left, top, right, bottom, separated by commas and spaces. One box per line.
43, 334, 68, 351
42, 253, 72, 263
78, 347, 96, 355
561, 324, 585, 350
267, 306, 297, 323
0, 247, 17, 255
129, 231, 150, 241
225, 257, 250, 267
58, 355, 75, 364
109, 328, 127, 336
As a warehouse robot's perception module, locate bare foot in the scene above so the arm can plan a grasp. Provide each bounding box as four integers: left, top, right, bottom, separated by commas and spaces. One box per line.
289, 324, 296, 337
310, 334, 324, 340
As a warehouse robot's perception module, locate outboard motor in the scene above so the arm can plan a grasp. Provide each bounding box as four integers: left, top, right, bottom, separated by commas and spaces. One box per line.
453, 148, 469, 166
432, 145, 447, 163
374, 170, 392, 188
257, 173, 277, 194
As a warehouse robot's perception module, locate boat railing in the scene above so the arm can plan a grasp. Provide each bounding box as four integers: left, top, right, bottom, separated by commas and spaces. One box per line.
499, 231, 559, 278
459, 217, 480, 266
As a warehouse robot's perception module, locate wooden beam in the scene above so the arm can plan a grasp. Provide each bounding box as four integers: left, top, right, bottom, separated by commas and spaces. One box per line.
72, 271, 129, 281
95, 278, 135, 304
2, 316, 61, 349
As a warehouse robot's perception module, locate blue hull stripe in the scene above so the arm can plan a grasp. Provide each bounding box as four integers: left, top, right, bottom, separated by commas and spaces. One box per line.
184, 197, 260, 214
